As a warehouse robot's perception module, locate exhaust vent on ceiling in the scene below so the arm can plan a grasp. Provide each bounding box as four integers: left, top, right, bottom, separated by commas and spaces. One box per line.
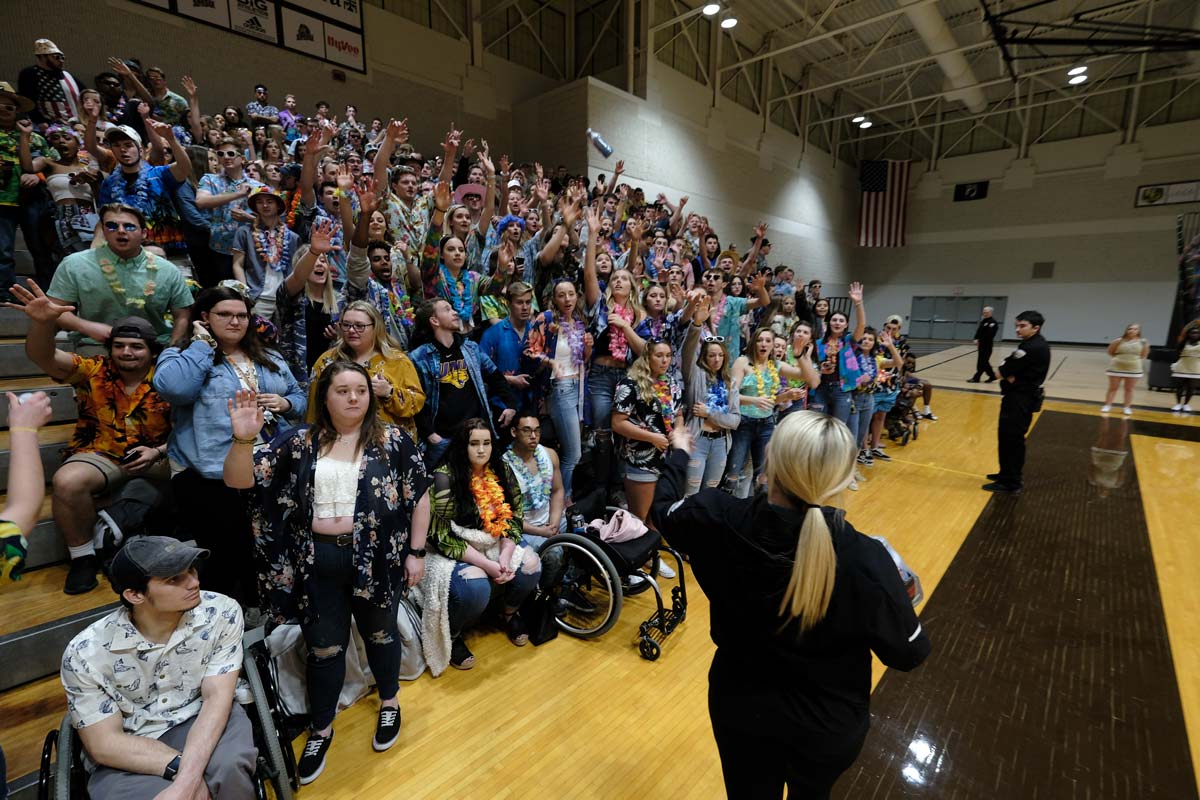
1032, 261, 1055, 280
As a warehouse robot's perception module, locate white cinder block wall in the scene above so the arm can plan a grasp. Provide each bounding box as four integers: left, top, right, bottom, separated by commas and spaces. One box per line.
860, 122, 1200, 344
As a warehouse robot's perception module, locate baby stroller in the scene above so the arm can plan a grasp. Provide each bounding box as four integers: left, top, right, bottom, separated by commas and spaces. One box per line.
885, 381, 921, 445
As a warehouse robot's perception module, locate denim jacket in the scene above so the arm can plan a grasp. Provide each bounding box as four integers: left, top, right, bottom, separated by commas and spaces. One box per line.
410, 335, 502, 441
153, 340, 307, 479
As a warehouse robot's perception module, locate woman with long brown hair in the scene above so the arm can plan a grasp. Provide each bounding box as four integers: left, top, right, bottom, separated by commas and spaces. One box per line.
651, 412, 930, 798
224, 361, 432, 784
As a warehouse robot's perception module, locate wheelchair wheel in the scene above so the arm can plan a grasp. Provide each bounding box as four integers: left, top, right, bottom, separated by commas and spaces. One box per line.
638, 636, 661, 661
242, 650, 295, 800
53, 716, 78, 800
541, 532, 623, 638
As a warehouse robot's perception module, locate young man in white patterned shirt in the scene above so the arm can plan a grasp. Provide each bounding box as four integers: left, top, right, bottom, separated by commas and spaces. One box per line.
60, 536, 255, 800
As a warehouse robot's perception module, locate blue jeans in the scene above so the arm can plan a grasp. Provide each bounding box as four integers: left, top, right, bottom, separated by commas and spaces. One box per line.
724, 416, 775, 497
849, 392, 875, 448
687, 432, 729, 495
0, 205, 18, 290
812, 381, 852, 425
587, 363, 625, 432
423, 436, 451, 469
300, 541, 401, 730
447, 554, 542, 637
547, 377, 581, 498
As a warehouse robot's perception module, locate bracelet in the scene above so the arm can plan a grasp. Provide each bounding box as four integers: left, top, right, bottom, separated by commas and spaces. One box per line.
231, 434, 258, 445
9, 427, 39, 433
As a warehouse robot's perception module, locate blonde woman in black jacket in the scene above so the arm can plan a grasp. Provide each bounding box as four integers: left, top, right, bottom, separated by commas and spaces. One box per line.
651, 411, 930, 799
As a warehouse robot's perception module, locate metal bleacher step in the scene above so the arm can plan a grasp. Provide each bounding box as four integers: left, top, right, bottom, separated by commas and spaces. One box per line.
0, 377, 76, 427
0, 338, 43, 379
6, 494, 66, 572
0, 423, 74, 488
0, 307, 30, 338
0, 562, 119, 692
1, 673, 67, 800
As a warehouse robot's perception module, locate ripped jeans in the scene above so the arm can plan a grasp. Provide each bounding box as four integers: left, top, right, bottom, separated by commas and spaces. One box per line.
301, 540, 402, 730
447, 551, 542, 638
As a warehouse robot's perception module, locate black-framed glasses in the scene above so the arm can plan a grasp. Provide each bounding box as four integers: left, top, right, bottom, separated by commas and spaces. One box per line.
210, 311, 249, 321
340, 322, 375, 332
702, 335, 726, 344
516, 425, 541, 435
104, 221, 139, 232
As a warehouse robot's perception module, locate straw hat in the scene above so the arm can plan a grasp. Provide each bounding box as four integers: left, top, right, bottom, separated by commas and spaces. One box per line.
0, 82, 34, 114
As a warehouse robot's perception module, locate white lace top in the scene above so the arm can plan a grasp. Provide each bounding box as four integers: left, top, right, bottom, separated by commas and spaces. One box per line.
313, 455, 361, 519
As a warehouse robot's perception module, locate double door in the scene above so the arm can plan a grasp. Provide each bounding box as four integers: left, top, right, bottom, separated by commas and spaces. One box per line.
909, 296, 1007, 340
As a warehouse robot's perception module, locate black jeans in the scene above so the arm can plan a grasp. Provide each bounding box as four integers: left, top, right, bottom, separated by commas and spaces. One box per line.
972, 341, 996, 380
997, 390, 1037, 486
709, 687, 864, 799
171, 469, 257, 606
302, 540, 402, 730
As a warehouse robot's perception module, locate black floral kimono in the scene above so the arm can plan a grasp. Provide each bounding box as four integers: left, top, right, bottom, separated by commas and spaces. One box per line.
249, 425, 432, 625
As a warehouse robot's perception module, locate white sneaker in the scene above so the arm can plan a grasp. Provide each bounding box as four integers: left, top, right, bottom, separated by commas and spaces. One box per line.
1100, 405, 1112, 413
848, 480, 859, 492
1185, 404, 1195, 413
1172, 404, 1184, 411
1123, 406, 1133, 416
655, 560, 676, 579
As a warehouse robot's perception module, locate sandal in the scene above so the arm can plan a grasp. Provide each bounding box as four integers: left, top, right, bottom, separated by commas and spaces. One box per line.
450, 637, 475, 670
505, 613, 530, 646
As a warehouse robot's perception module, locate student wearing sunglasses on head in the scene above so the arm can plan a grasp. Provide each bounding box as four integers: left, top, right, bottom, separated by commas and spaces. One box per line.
46, 203, 194, 356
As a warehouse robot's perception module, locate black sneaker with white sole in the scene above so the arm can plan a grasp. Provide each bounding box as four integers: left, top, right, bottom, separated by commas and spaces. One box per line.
373, 706, 401, 752
298, 730, 333, 784
870, 448, 891, 462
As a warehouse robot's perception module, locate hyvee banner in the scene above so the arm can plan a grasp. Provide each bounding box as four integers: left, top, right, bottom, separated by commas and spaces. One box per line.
133, 0, 366, 73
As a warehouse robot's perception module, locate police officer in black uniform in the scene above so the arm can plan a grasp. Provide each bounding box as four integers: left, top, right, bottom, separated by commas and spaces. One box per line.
968, 306, 1000, 382
984, 310, 1051, 494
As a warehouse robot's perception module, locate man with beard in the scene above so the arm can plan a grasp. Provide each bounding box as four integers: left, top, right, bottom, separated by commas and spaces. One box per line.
7, 280, 172, 594
47, 203, 193, 352
98, 123, 192, 264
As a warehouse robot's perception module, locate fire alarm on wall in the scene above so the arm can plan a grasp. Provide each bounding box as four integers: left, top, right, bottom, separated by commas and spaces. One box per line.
331, 69, 346, 82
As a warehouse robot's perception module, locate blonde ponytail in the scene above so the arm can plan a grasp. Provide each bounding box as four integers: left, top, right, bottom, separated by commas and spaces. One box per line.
766, 411, 857, 631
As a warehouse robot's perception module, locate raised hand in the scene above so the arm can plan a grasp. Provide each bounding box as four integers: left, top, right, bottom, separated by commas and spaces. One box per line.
181, 75, 198, 99
385, 118, 409, 144
336, 163, 355, 192
584, 202, 601, 232
880, 331, 893, 348
461, 137, 476, 159
498, 153, 511, 175
533, 177, 550, 205
563, 196, 582, 227
106, 57, 133, 77
228, 389, 265, 440
754, 221, 768, 240
309, 219, 340, 254
358, 177, 380, 215
534, 162, 544, 180
440, 123, 462, 159
749, 273, 768, 294
16, 119, 33, 136
477, 140, 495, 177
612, 159, 625, 177
2, 280, 75, 322
434, 179, 451, 212
303, 128, 324, 156
497, 239, 516, 276
848, 281, 864, 303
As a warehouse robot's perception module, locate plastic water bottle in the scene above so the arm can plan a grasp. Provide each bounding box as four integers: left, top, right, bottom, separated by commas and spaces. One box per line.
586, 128, 613, 158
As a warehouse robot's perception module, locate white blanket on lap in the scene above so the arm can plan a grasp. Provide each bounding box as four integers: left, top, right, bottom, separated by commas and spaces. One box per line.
411, 521, 527, 676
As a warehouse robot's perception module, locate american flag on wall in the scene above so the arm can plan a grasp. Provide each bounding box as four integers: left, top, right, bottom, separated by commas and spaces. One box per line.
858, 160, 912, 247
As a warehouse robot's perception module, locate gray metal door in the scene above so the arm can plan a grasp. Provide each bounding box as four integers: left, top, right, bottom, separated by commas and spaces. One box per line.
909, 296, 934, 338
982, 297, 1008, 338
932, 297, 957, 339
956, 297, 984, 340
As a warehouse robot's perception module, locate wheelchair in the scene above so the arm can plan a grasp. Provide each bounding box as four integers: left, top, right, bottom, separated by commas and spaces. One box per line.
38, 629, 299, 800
538, 513, 688, 661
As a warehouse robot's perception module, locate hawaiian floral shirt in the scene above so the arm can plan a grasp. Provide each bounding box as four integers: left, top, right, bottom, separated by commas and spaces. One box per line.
61, 354, 171, 461
61, 592, 243, 738
613, 373, 682, 470
383, 191, 431, 285
197, 172, 263, 254
429, 463, 524, 561
250, 425, 432, 625
99, 162, 187, 254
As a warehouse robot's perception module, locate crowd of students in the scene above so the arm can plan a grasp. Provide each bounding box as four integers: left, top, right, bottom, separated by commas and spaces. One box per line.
0, 39, 943, 798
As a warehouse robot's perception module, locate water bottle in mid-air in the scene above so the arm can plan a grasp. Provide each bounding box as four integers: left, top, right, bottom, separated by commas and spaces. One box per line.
586, 128, 613, 158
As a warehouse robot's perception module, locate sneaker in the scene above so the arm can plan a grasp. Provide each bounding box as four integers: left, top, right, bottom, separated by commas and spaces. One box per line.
1122, 406, 1133, 416
982, 481, 1022, 495
986, 472, 1002, 481
298, 731, 333, 785
870, 448, 891, 462
1185, 404, 1195, 413
450, 637, 476, 669
560, 586, 597, 614
505, 613, 530, 647
623, 573, 651, 596
1173, 403, 1184, 411
64, 555, 99, 595
848, 480, 859, 492
858, 450, 875, 466
1100, 405, 1112, 413
853, 468, 866, 483
655, 560, 676, 579
966, 378, 981, 383
856, 451, 870, 465
920, 411, 938, 421
373, 706, 401, 752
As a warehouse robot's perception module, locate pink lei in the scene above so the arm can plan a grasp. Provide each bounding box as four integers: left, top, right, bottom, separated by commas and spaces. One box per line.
608, 302, 634, 361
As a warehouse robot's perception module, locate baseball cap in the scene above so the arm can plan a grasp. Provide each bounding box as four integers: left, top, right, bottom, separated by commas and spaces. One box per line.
886, 314, 903, 326
103, 125, 143, 147
109, 316, 157, 344
109, 536, 209, 594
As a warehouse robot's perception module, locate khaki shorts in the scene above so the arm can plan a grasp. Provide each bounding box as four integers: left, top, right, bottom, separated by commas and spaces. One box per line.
63, 452, 170, 494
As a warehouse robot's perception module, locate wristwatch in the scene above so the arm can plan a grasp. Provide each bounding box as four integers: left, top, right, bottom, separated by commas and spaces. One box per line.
410, 547, 427, 558
163, 754, 181, 781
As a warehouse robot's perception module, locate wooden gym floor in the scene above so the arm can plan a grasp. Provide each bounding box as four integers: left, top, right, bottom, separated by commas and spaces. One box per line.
2, 391, 1197, 798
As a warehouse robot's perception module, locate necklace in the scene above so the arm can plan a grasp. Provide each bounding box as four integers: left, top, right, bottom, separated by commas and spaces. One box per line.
608, 302, 634, 360
227, 353, 259, 392
651, 376, 675, 433
469, 465, 515, 538
98, 247, 159, 311
752, 360, 780, 397
253, 221, 288, 271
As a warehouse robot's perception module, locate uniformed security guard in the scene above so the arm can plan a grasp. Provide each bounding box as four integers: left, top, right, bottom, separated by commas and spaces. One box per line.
968, 306, 1000, 382
984, 310, 1050, 494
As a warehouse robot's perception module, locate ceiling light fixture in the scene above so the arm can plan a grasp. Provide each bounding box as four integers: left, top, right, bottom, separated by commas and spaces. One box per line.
852, 115, 866, 123
859, 120, 873, 129
702, 2, 721, 15
720, 15, 738, 29
1067, 65, 1088, 76
1068, 74, 1088, 85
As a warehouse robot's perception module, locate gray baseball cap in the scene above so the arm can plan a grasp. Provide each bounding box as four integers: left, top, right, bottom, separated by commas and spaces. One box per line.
109, 536, 209, 593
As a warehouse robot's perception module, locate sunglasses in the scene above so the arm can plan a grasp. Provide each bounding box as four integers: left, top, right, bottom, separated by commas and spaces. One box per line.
217, 150, 238, 158
702, 335, 726, 344
104, 221, 140, 232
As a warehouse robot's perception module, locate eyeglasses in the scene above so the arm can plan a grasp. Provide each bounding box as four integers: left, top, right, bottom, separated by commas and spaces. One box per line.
103, 221, 140, 232
210, 311, 249, 321
217, 150, 238, 158
702, 335, 726, 344
339, 322, 375, 332
517, 426, 541, 435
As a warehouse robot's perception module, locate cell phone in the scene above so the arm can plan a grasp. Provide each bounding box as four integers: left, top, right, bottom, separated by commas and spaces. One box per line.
119, 449, 141, 465
515, 255, 526, 268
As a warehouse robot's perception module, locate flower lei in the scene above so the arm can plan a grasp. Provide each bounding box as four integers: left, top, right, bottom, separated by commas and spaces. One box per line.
652, 376, 675, 433
752, 360, 780, 398
470, 466, 515, 538
503, 448, 552, 515
559, 316, 585, 366
98, 248, 159, 311
439, 262, 479, 325
253, 222, 289, 271
607, 302, 634, 360
286, 189, 302, 229
705, 378, 729, 415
